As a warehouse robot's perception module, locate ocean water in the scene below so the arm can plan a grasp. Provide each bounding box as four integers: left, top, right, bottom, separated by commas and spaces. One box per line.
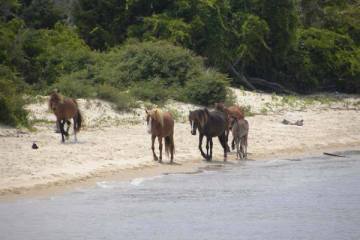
1, 151, 360, 240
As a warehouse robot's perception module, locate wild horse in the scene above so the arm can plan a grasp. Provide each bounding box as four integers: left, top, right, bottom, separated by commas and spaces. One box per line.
49, 91, 82, 143
189, 108, 229, 161
146, 108, 175, 163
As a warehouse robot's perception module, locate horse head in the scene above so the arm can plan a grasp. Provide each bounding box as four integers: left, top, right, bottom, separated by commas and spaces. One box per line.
189, 109, 209, 135
145, 108, 164, 134
48, 90, 63, 112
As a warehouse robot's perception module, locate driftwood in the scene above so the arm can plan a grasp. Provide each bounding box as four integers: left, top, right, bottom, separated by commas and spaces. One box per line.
282, 119, 304, 126
228, 64, 257, 91
228, 59, 294, 94
323, 152, 346, 158
248, 77, 295, 94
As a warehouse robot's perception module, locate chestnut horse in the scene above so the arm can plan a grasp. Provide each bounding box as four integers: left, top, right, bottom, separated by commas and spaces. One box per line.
49, 91, 82, 143
189, 108, 228, 161
145, 109, 175, 163
215, 103, 245, 150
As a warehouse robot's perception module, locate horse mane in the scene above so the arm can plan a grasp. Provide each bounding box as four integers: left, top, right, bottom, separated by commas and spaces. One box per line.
196, 108, 209, 128
48, 91, 64, 111
150, 108, 164, 127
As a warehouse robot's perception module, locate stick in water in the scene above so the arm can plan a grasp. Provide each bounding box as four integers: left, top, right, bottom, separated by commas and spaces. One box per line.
323, 152, 346, 158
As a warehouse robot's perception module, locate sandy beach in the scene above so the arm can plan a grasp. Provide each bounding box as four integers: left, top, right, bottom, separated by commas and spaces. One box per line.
1, 88, 359, 197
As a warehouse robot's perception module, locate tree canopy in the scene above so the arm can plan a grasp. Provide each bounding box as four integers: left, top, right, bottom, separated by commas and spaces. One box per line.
0, 0, 360, 125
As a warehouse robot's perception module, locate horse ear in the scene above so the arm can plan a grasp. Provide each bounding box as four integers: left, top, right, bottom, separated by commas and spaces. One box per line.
145, 109, 148, 114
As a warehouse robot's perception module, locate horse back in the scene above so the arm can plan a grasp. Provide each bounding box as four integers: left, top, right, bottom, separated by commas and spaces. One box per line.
203, 111, 228, 137
153, 112, 174, 137
228, 106, 244, 119
54, 98, 79, 119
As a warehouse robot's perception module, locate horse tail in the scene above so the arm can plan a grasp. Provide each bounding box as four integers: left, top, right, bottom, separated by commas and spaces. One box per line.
75, 110, 82, 132
165, 135, 175, 157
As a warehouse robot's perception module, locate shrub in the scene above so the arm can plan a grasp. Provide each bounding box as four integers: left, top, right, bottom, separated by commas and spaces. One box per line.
0, 79, 29, 127
183, 70, 229, 106
296, 28, 360, 92
95, 40, 203, 88
20, 23, 94, 86
97, 84, 137, 111
52, 72, 96, 98
130, 80, 173, 104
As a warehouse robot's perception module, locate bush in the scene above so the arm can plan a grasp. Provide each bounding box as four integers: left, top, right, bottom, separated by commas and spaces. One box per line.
97, 84, 137, 111
19, 23, 94, 86
183, 70, 229, 106
95, 40, 203, 88
296, 28, 360, 92
0, 79, 28, 127
52, 72, 96, 98
130, 80, 173, 104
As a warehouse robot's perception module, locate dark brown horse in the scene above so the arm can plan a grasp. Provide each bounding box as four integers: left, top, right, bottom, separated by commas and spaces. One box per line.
215, 103, 245, 150
49, 91, 82, 143
189, 109, 228, 161
145, 108, 175, 163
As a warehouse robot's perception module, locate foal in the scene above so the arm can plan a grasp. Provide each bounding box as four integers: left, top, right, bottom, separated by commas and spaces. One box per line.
49, 91, 82, 143
215, 103, 245, 150
230, 117, 249, 159
146, 109, 175, 163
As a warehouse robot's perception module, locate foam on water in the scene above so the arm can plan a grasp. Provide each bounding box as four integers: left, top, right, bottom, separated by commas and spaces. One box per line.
130, 175, 164, 186
96, 181, 118, 189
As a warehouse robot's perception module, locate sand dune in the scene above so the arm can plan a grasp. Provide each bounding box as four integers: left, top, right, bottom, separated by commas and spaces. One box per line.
1, 89, 359, 196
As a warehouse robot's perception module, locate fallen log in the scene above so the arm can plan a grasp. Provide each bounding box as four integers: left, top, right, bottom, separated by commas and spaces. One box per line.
248, 77, 295, 94
228, 64, 257, 91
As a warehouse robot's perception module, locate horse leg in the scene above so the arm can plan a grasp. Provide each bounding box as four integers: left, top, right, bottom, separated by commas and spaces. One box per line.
218, 133, 227, 161
58, 119, 65, 143
231, 137, 235, 150
170, 135, 174, 164
151, 135, 158, 161
73, 117, 77, 142
198, 134, 207, 160
244, 134, 248, 159
206, 137, 210, 159
158, 137, 163, 163
236, 137, 240, 160
225, 130, 230, 152
65, 120, 71, 134
209, 138, 213, 161
240, 137, 244, 159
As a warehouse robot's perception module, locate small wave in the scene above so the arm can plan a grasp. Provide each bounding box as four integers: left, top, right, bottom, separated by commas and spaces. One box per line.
130, 175, 163, 187
96, 181, 117, 189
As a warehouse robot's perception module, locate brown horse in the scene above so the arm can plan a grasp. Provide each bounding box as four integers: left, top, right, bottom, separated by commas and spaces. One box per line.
215, 103, 245, 150
49, 91, 82, 143
189, 108, 228, 161
145, 108, 175, 163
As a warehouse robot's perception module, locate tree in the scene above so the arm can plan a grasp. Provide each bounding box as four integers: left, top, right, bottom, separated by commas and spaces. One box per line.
261, 0, 298, 68
20, 0, 65, 29
72, 0, 127, 50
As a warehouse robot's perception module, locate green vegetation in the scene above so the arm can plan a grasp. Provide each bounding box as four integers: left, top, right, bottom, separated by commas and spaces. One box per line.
0, 0, 359, 126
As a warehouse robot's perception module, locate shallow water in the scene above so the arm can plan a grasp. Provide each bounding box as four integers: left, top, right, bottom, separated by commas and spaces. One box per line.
1, 151, 360, 240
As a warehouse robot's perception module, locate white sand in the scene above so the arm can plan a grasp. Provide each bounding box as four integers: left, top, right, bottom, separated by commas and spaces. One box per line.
1, 89, 360, 196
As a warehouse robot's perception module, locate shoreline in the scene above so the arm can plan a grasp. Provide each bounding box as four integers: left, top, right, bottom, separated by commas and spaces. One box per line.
1, 144, 359, 202
1, 89, 359, 201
